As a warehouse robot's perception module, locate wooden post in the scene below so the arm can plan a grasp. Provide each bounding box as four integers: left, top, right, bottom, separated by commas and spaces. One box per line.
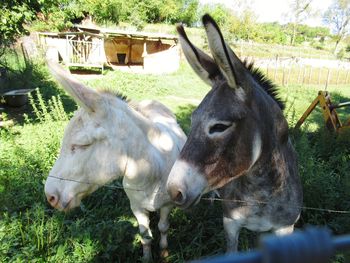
142, 40, 147, 69
297, 65, 302, 84
325, 68, 331, 89
127, 38, 132, 66
302, 67, 306, 85
286, 66, 291, 85
66, 35, 69, 64
335, 69, 340, 85
282, 65, 286, 86
317, 67, 322, 85
345, 69, 350, 84
20, 42, 29, 67
308, 67, 313, 84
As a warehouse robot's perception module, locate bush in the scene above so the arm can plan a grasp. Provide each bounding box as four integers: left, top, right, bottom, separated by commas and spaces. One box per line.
336, 48, 346, 60
293, 129, 350, 234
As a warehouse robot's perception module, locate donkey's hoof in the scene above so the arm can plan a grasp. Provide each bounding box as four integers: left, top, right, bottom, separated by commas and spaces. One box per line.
160, 249, 169, 259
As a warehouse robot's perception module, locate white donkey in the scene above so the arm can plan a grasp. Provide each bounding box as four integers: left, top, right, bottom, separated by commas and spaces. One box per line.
44, 61, 186, 260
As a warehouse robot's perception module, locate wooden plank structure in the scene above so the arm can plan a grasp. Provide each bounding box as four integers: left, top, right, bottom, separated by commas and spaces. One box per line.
37, 24, 180, 74
65, 33, 104, 71
38, 31, 105, 71
295, 91, 350, 133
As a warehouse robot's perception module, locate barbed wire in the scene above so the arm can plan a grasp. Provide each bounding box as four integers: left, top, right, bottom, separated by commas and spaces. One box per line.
47, 175, 350, 214
201, 197, 350, 214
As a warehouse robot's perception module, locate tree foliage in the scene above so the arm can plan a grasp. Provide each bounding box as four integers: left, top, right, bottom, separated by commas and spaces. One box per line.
76, 0, 199, 28
323, 0, 350, 53
0, 0, 336, 51
199, 4, 231, 27
1, 1, 34, 45
287, 0, 315, 45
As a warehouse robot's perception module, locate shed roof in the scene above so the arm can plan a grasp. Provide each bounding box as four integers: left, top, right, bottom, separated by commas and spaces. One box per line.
38, 24, 178, 43
74, 24, 178, 42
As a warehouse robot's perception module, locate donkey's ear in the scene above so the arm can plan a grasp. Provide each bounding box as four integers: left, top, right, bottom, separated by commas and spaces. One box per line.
47, 60, 101, 113
177, 24, 220, 86
202, 14, 247, 89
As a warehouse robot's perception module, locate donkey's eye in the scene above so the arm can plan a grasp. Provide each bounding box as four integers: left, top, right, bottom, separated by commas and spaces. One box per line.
71, 144, 91, 152
209, 123, 231, 134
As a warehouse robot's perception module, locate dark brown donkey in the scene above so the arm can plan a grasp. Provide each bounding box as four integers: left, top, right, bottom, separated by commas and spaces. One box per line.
166, 14, 303, 252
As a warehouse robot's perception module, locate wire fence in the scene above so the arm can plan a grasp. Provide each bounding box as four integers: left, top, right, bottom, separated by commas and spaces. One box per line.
47, 175, 350, 261
261, 65, 350, 87
233, 40, 341, 61
47, 175, 350, 215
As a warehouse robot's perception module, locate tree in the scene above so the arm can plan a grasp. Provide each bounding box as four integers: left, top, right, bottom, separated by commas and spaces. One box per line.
324, 0, 350, 53
0, 1, 34, 47
199, 3, 231, 27
178, 0, 199, 26
229, 9, 260, 41
288, 0, 315, 45
260, 23, 288, 44
159, 0, 180, 23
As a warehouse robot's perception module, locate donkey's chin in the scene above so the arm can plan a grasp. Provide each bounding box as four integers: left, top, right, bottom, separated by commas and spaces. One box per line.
55, 197, 82, 212
178, 188, 208, 210
184, 193, 203, 209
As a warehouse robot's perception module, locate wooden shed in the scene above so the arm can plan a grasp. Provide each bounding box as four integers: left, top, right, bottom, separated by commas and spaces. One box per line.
38, 25, 180, 74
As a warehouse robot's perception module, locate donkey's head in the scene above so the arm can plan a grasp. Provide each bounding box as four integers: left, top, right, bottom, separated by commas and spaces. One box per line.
44, 62, 129, 211
166, 15, 288, 209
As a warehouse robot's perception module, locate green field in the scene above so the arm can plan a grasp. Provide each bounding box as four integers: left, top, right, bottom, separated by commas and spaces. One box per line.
1, 59, 350, 262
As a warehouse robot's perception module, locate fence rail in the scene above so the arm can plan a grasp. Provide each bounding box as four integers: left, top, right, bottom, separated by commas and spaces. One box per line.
260, 65, 350, 87
192, 227, 350, 263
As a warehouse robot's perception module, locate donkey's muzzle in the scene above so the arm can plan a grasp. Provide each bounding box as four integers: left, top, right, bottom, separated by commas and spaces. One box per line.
166, 159, 208, 209
168, 186, 187, 206
167, 183, 202, 209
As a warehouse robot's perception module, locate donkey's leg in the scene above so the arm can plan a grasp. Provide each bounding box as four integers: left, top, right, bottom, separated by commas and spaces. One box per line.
131, 206, 153, 261
274, 225, 294, 236
158, 205, 172, 258
223, 216, 241, 252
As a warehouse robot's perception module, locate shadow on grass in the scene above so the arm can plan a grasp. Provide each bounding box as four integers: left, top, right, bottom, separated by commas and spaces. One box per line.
0, 158, 141, 261
1, 62, 76, 125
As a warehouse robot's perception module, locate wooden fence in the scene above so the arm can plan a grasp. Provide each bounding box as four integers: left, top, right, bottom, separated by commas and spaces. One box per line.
260, 65, 350, 87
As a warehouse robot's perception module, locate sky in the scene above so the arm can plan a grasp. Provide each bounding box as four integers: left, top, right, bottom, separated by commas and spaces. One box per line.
199, 0, 333, 27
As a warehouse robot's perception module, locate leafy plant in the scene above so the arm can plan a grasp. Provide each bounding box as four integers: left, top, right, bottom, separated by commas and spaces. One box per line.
27, 89, 69, 123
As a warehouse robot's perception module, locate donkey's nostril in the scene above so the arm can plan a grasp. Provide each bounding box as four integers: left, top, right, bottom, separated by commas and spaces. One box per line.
46, 193, 59, 207
174, 191, 183, 203
172, 189, 186, 206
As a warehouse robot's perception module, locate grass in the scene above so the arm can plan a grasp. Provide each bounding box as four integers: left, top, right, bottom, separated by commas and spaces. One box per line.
282, 84, 350, 130
79, 62, 209, 111
231, 40, 340, 60
1, 54, 350, 262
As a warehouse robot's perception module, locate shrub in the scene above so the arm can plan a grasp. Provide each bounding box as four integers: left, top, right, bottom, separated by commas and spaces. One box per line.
293, 129, 350, 234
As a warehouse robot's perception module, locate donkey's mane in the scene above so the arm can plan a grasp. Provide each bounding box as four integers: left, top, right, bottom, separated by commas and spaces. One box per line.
244, 61, 285, 110
100, 89, 129, 102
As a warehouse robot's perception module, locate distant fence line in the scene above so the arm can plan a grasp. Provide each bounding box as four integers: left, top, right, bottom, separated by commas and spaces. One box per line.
259, 65, 350, 87
233, 40, 340, 61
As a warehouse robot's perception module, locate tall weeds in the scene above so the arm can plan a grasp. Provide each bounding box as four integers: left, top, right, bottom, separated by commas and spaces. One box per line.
27, 88, 68, 123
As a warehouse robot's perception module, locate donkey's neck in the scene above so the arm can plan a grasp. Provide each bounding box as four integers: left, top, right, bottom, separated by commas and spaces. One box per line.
110, 99, 164, 184
123, 99, 154, 130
